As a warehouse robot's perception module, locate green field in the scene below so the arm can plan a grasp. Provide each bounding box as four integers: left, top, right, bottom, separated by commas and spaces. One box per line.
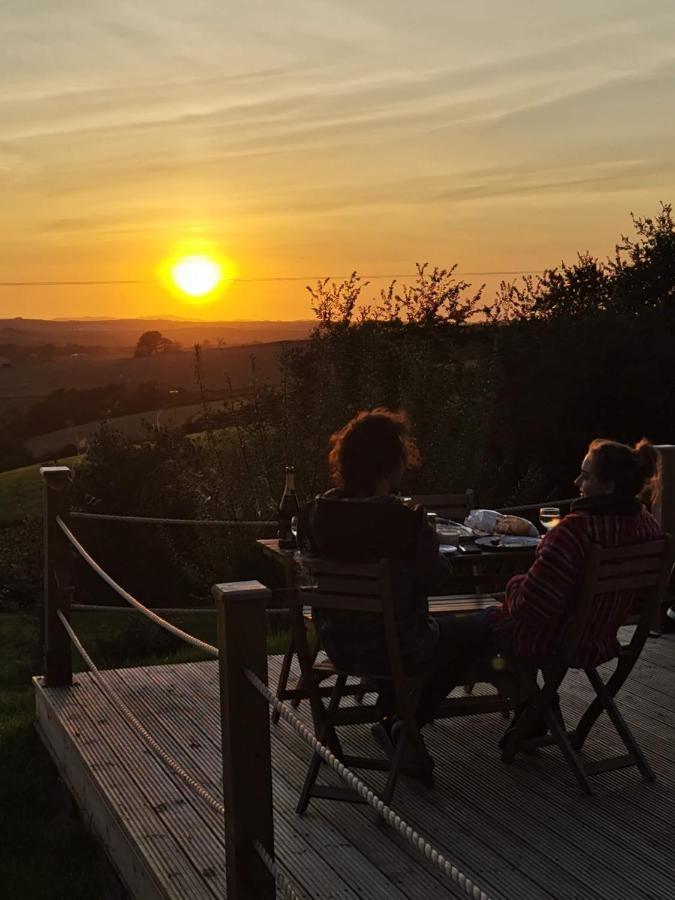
0, 456, 80, 524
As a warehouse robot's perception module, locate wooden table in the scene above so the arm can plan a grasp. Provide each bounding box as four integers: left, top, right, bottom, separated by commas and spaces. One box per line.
256, 538, 537, 717
257, 537, 537, 575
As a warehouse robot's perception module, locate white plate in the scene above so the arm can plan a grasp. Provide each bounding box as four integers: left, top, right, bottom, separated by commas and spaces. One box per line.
439, 544, 459, 554
475, 535, 540, 550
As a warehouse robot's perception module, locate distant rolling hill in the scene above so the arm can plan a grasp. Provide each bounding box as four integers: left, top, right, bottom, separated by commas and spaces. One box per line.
0, 317, 314, 350
0, 340, 298, 401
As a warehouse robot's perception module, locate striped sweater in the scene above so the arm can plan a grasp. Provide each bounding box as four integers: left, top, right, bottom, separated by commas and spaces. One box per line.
490, 502, 662, 668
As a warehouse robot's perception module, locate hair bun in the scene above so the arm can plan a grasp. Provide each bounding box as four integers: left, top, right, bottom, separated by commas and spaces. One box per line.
633, 438, 658, 480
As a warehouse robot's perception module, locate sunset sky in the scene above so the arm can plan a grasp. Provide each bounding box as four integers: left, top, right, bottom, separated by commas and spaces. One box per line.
2, 1, 675, 320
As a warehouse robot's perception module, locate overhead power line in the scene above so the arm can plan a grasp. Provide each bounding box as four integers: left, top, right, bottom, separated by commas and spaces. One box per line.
0, 270, 543, 288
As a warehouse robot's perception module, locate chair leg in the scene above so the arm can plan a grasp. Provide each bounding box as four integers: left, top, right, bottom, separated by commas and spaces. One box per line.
354, 676, 368, 704
571, 660, 631, 751
379, 727, 407, 812
545, 705, 593, 795
291, 632, 321, 709
585, 669, 655, 781
500, 700, 541, 763
296, 675, 347, 814
272, 634, 295, 725
500, 668, 542, 762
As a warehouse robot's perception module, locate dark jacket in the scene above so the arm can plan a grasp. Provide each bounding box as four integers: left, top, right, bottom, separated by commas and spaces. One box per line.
298, 490, 451, 674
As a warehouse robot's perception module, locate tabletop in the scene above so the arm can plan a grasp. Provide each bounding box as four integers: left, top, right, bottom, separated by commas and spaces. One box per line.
256, 537, 538, 568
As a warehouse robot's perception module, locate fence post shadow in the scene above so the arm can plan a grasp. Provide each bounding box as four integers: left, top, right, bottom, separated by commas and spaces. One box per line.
213, 579, 275, 899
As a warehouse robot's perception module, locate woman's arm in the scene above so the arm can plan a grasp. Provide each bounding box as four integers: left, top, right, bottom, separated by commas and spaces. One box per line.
505, 519, 587, 626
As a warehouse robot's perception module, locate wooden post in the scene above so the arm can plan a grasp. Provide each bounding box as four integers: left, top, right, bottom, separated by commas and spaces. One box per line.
213, 580, 275, 900
653, 446, 675, 630
41, 466, 73, 686
654, 445, 675, 535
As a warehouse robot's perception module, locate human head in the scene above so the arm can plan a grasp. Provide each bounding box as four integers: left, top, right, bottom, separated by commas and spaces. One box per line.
575, 438, 659, 500
327, 408, 421, 497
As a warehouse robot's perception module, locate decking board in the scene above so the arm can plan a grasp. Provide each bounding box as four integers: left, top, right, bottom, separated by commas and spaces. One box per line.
34, 632, 675, 900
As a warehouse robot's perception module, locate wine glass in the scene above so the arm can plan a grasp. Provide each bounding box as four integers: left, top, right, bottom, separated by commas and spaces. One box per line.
539, 506, 561, 532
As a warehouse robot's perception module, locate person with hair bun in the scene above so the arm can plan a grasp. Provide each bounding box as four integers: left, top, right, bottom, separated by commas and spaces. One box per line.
491, 437, 663, 743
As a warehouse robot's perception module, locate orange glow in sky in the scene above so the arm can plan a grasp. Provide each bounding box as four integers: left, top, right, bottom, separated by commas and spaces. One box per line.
1, 2, 674, 320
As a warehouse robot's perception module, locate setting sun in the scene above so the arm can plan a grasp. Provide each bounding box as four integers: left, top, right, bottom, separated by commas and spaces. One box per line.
171, 256, 222, 298
158, 247, 238, 306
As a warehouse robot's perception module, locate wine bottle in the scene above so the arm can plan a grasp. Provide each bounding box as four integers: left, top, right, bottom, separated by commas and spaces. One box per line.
278, 465, 300, 550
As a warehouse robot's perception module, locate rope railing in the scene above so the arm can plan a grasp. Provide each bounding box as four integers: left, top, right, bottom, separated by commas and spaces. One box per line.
244, 667, 493, 900
71, 603, 217, 614
71, 510, 276, 527
56, 593, 484, 900
56, 610, 304, 900
253, 839, 305, 900
496, 497, 576, 515
57, 609, 224, 812
56, 516, 219, 659
45, 466, 491, 899
67, 498, 577, 530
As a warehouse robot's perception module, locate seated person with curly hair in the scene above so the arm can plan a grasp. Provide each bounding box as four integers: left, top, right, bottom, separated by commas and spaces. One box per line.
298, 408, 491, 754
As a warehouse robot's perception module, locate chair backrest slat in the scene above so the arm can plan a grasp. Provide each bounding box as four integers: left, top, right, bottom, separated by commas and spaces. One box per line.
592, 541, 665, 563
559, 536, 673, 662
590, 539, 670, 596
594, 572, 662, 593
296, 557, 410, 692
307, 558, 384, 612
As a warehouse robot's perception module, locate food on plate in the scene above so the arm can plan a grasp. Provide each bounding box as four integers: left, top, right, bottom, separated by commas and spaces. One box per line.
464, 509, 538, 537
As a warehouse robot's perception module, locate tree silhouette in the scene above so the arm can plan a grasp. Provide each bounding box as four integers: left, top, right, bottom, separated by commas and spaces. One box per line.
133, 330, 180, 358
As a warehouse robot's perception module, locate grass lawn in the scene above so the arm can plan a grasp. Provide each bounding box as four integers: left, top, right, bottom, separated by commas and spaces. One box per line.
0, 607, 288, 899
0, 456, 80, 524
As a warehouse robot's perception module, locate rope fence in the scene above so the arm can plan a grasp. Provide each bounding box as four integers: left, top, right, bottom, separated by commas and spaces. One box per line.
51, 490, 492, 900
496, 497, 576, 515
244, 668, 493, 900
69, 499, 576, 528
56, 610, 304, 900
71, 603, 216, 614
57, 610, 224, 814
57, 516, 219, 659
253, 839, 306, 900
71, 510, 276, 527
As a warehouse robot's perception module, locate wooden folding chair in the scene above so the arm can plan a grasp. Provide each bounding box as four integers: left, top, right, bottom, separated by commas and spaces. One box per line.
501, 536, 673, 793
291, 558, 435, 814
411, 489, 475, 522
272, 490, 474, 720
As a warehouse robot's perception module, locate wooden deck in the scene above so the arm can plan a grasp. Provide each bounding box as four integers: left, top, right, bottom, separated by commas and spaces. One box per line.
34, 631, 675, 900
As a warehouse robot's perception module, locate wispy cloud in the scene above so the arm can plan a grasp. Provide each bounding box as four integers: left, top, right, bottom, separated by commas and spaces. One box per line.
2, 0, 675, 317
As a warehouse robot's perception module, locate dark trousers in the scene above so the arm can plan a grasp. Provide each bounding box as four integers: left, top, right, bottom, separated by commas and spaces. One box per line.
416, 611, 494, 725
378, 611, 493, 727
